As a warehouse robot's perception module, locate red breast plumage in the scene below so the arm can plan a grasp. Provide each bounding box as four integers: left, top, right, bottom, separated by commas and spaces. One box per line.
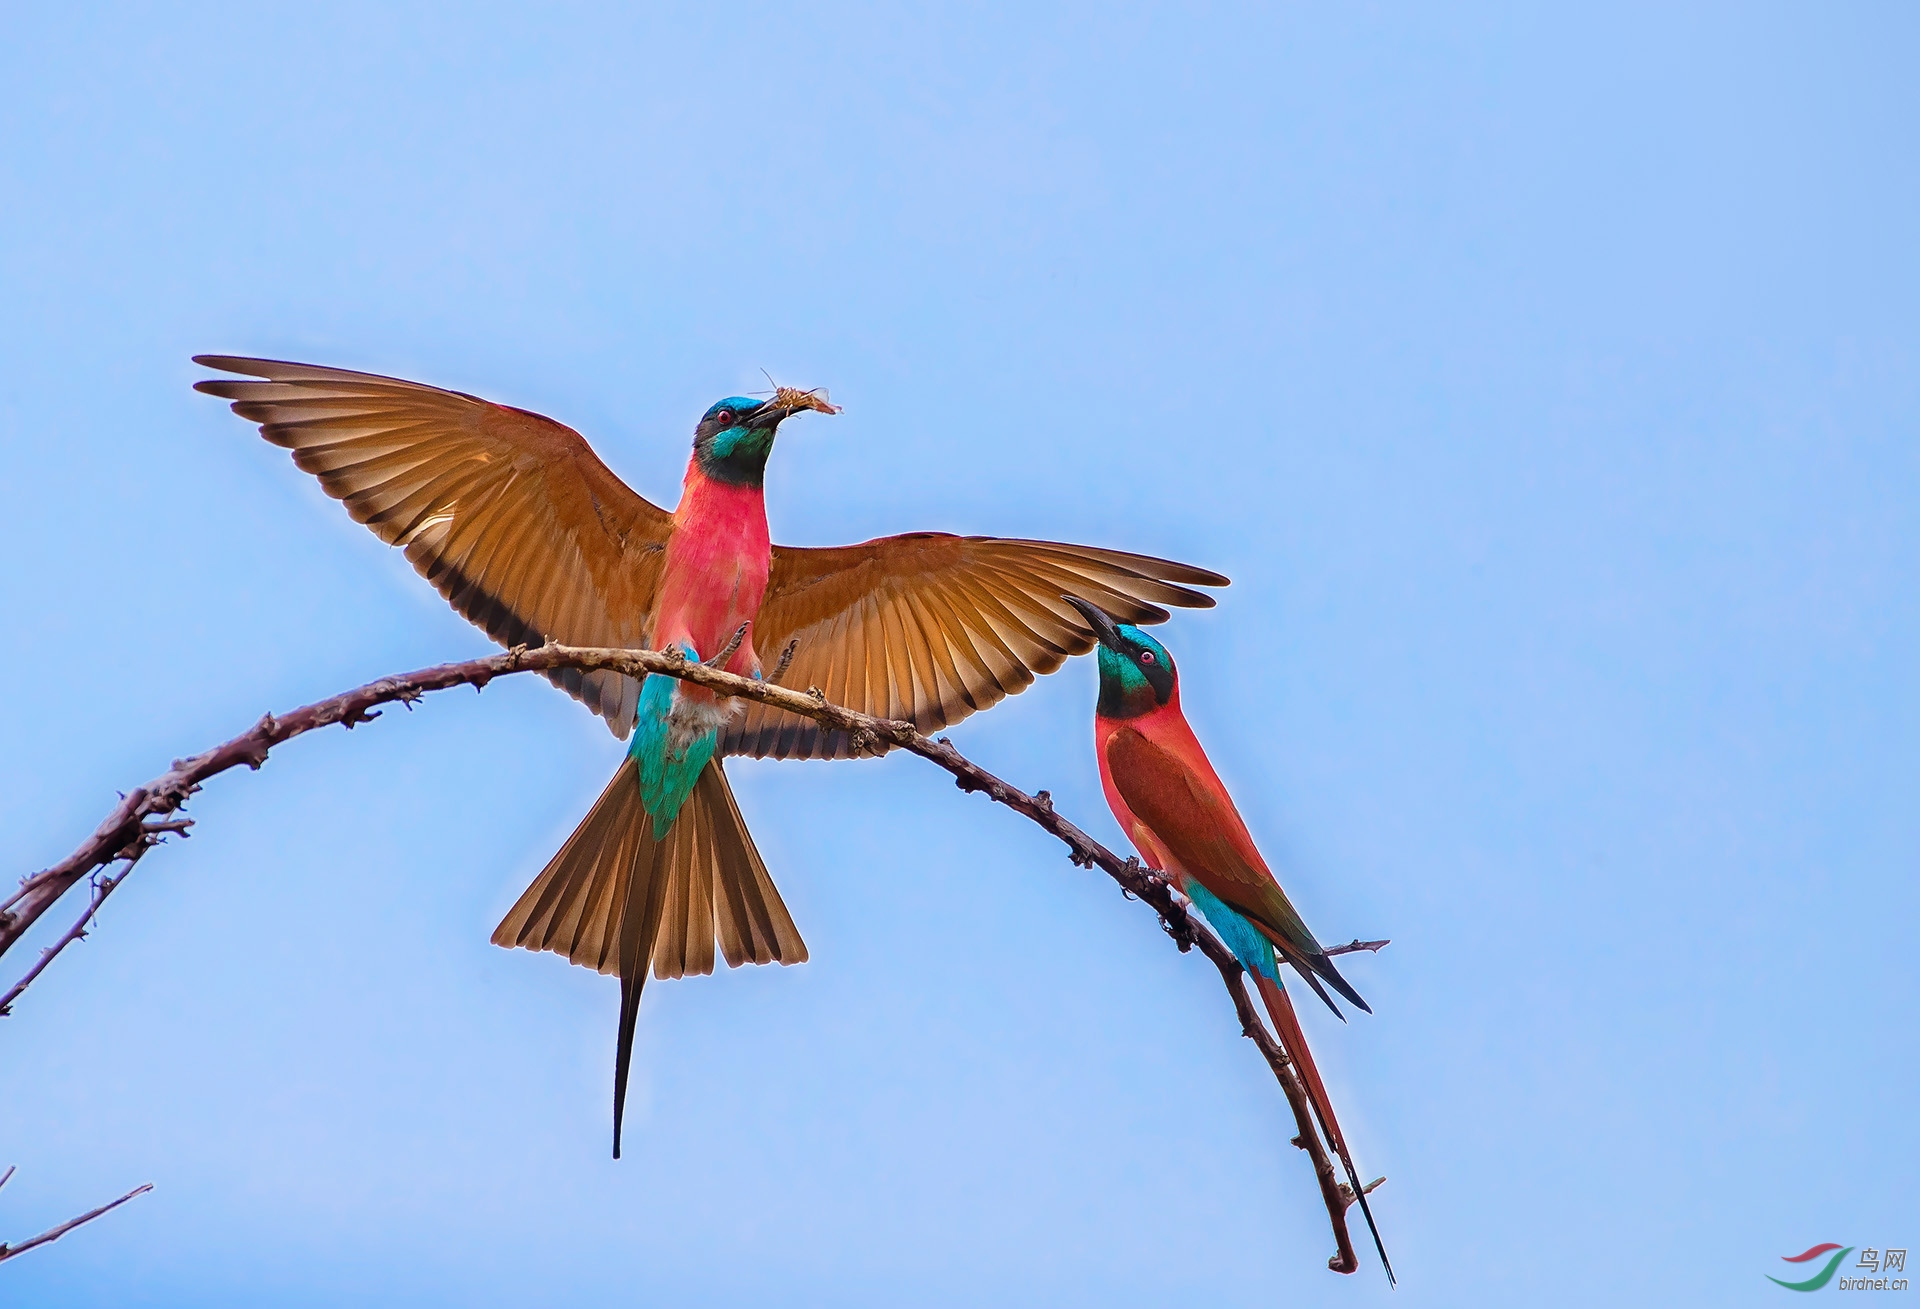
653, 462, 774, 678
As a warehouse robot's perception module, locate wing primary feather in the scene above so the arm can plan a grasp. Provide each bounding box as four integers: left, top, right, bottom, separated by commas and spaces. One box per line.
917, 574, 1008, 704
197, 355, 671, 736
964, 572, 1072, 672
996, 538, 1229, 592
872, 592, 922, 720
896, 593, 968, 725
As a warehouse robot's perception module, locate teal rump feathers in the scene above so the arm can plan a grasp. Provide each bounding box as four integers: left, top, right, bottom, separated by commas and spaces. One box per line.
628, 644, 720, 829
1182, 877, 1282, 984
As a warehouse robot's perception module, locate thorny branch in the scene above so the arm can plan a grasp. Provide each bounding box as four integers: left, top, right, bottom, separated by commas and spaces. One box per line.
2, 642, 1387, 1274
0, 1167, 153, 1264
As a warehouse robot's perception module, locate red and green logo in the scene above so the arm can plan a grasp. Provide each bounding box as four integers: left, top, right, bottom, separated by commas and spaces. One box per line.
1770, 1244, 1852, 1292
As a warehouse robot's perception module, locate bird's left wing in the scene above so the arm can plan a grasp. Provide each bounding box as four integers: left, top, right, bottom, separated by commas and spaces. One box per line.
721, 535, 1228, 759
195, 356, 673, 737
1107, 725, 1370, 1014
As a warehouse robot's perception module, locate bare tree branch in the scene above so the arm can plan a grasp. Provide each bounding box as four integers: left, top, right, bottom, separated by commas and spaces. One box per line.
2, 643, 1387, 1273
0, 820, 190, 1018
1, 869, 131, 1019
0, 1171, 152, 1264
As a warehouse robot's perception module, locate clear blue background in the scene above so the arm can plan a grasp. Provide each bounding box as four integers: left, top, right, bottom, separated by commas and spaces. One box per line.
2, 5, 1914, 1304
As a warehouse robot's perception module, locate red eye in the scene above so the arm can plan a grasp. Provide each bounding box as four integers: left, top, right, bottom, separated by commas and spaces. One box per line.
1139, 650, 1156, 664
714, 409, 735, 425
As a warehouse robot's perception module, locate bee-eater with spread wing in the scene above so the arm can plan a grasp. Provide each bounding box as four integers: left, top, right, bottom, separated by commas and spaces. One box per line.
1062, 596, 1391, 1282
195, 356, 1228, 1155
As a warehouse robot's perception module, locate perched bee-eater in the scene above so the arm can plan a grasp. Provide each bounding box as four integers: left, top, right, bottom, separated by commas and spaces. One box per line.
196, 357, 1227, 1154
1063, 596, 1391, 1282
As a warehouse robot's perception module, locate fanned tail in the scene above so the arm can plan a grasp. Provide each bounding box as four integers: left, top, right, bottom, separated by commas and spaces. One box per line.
1254, 972, 1394, 1286
492, 756, 808, 1157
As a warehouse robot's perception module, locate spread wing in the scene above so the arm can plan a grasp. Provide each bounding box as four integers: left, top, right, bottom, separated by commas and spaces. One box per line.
195, 356, 672, 737
1104, 726, 1319, 956
721, 535, 1229, 759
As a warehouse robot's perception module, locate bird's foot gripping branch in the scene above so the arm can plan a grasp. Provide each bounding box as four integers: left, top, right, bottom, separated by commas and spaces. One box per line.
2, 642, 1390, 1277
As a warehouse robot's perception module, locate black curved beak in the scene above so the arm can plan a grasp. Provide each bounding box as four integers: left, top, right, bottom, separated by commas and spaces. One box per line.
1064, 595, 1125, 651
745, 400, 791, 430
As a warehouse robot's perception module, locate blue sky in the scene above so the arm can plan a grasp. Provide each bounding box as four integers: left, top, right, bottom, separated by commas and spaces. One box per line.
2, 4, 1914, 1304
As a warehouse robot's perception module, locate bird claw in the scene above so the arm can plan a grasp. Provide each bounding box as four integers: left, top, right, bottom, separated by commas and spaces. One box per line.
704, 623, 749, 669
766, 638, 798, 685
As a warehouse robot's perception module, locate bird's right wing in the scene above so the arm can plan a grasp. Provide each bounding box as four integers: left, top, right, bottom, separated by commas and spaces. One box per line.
196, 356, 674, 737
721, 534, 1229, 759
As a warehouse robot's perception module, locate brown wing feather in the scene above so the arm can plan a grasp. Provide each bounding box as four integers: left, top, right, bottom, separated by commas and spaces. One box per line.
722, 534, 1229, 759
195, 356, 671, 737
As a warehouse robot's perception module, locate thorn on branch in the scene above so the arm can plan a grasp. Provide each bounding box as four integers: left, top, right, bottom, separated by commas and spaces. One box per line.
1334, 1176, 1387, 1203
241, 714, 276, 768
1333, 1176, 1386, 1210
149, 777, 195, 809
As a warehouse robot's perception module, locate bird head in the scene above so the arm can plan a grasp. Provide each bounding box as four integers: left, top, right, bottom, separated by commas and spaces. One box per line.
1064, 595, 1178, 719
692, 387, 838, 487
